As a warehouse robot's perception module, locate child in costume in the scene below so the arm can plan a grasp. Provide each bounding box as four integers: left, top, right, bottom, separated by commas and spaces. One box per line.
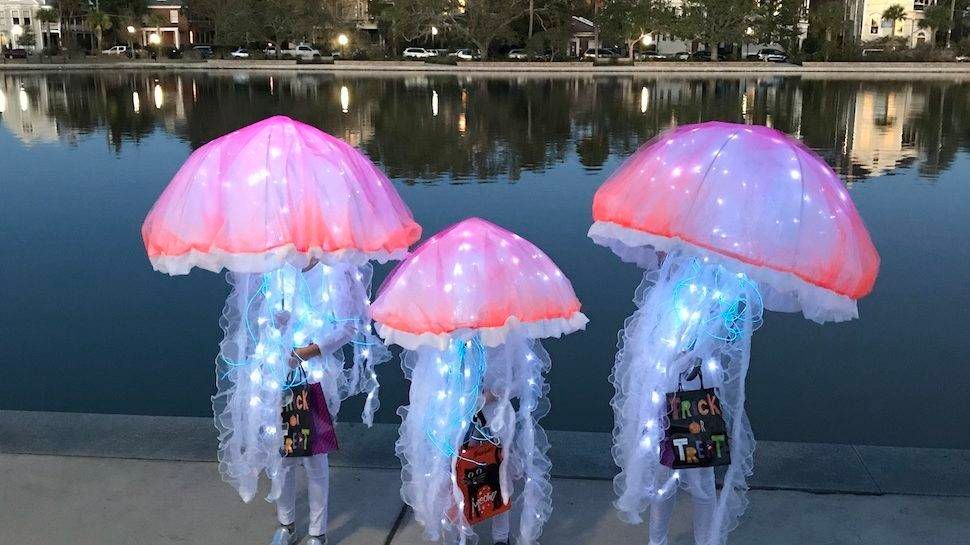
267, 340, 339, 545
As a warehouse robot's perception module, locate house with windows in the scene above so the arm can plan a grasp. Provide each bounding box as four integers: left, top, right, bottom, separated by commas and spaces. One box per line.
0, 0, 58, 51
847, 0, 936, 47
140, 0, 212, 48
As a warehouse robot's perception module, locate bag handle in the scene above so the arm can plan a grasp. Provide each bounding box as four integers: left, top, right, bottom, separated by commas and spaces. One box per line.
677, 359, 705, 391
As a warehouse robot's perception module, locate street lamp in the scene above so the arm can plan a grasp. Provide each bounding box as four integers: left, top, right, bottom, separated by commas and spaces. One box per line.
337, 33, 349, 57
641, 34, 653, 46
149, 32, 161, 61
127, 26, 136, 58
431, 26, 438, 50
11, 24, 23, 48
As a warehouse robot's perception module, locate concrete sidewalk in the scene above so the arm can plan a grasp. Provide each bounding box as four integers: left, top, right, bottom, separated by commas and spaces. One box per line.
4, 411, 969, 497
2, 452, 969, 545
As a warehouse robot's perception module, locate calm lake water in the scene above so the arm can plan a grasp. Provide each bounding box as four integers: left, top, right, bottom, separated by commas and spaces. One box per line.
1, 71, 968, 448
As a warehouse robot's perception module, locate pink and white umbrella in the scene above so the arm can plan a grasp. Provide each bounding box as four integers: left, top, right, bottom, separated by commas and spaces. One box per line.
142, 115, 421, 502
372, 218, 587, 545
589, 122, 879, 543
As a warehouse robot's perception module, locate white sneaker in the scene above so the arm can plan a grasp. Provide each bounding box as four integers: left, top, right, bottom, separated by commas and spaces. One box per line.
268, 525, 299, 545
305, 536, 327, 545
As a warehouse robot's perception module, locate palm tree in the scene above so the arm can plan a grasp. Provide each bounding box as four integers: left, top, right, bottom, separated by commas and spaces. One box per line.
37, 8, 58, 57
882, 4, 907, 37
918, 4, 952, 46
86, 9, 112, 52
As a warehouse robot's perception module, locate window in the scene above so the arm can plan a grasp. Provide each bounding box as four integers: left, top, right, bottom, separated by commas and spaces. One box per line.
870, 18, 879, 33
12, 17, 19, 25
914, 0, 926, 11
881, 18, 894, 29
23, 17, 30, 25
169, 9, 178, 23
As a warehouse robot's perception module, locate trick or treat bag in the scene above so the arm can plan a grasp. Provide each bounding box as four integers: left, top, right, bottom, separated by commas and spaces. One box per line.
661, 368, 731, 469
280, 366, 339, 458
455, 412, 512, 525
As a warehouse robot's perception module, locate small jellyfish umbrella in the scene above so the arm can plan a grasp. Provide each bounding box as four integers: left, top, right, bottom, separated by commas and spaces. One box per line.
142, 115, 421, 502
588, 122, 879, 543
371, 218, 588, 545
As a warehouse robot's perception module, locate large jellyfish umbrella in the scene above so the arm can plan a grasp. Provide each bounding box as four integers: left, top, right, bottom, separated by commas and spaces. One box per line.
589, 122, 879, 543
142, 115, 421, 502
371, 218, 588, 545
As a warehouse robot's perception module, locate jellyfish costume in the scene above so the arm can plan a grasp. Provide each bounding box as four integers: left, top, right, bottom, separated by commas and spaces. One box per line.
588, 122, 880, 544
371, 218, 588, 545
142, 115, 421, 502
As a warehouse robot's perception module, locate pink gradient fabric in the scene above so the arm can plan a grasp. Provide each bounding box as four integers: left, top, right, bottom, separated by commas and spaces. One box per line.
371, 218, 588, 349
142, 115, 421, 275
591, 121, 879, 301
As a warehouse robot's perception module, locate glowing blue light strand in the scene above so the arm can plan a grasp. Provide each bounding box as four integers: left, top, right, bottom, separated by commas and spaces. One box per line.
424, 338, 488, 457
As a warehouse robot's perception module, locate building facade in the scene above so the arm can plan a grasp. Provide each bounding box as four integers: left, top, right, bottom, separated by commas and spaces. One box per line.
0, 0, 58, 51
848, 0, 936, 47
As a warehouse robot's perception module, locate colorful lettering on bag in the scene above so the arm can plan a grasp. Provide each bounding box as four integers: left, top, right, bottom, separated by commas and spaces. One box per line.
295, 389, 309, 411
706, 394, 721, 415
663, 385, 730, 469
711, 434, 726, 457
673, 437, 689, 459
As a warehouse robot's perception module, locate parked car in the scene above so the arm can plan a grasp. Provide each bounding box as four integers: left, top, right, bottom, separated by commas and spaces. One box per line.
403, 47, 437, 59
861, 48, 885, 57
671, 51, 691, 60
757, 48, 788, 63
193, 45, 214, 59
450, 48, 481, 60
507, 48, 529, 60
956, 55, 970, 62
165, 47, 182, 59
4, 48, 28, 59
636, 51, 667, 61
263, 44, 321, 60
582, 48, 619, 59
229, 48, 250, 59
689, 50, 712, 61
102, 45, 129, 56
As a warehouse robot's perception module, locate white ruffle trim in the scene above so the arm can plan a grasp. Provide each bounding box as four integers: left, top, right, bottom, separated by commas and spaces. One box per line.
589, 221, 859, 324
375, 312, 589, 351
149, 244, 409, 275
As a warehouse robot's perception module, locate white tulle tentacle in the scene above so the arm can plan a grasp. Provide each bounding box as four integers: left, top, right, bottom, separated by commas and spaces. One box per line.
213, 261, 389, 503
394, 332, 554, 545
609, 250, 762, 544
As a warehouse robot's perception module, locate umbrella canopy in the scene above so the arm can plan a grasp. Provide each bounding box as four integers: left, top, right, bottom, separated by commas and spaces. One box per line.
589, 121, 879, 322
372, 217, 587, 350
142, 115, 422, 275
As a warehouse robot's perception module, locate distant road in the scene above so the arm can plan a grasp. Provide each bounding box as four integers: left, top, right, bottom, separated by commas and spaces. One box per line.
4, 59, 970, 75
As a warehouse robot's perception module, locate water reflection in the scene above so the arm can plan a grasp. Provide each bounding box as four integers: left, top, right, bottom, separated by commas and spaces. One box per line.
2, 71, 969, 448
3, 72, 969, 182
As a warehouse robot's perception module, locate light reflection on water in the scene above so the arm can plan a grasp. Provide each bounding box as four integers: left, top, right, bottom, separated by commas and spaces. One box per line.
1, 72, 968, 448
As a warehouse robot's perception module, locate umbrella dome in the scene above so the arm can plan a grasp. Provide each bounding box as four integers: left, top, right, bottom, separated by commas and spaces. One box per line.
142, 115, 422, 275
372, 217, 588, 350
589, 121, 879, 322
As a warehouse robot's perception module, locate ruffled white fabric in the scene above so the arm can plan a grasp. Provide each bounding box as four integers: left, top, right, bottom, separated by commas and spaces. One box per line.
375, 312, 589, 351
150, 244, 409, 276
589, 221, 859, 323
609, 253, 759, 545
395, 333, 554, 545
212, 262, 390, 503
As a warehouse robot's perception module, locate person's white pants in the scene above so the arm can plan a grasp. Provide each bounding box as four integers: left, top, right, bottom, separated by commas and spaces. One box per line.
275, 453, 330, 537
648, 466, 716, 545
490, 510, 510, 542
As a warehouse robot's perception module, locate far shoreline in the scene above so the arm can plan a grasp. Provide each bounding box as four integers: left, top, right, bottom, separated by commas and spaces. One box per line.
4, 59, 970, 77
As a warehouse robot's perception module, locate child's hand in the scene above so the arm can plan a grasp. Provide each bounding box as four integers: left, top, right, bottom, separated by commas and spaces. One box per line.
288, 343, 321, 368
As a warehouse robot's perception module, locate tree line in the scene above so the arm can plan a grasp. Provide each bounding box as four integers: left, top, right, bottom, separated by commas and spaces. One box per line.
30, 0, 970, 60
